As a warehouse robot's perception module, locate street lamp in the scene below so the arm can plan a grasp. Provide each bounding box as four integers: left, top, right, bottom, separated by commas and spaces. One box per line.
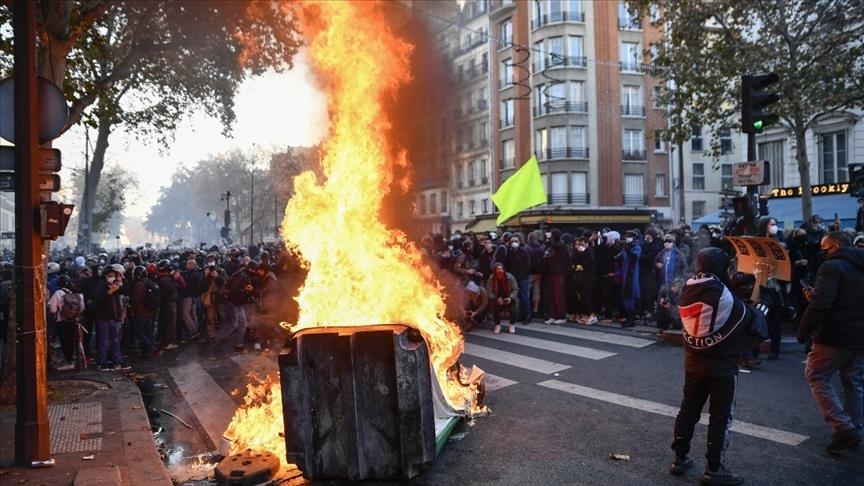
220, 191, 232, 243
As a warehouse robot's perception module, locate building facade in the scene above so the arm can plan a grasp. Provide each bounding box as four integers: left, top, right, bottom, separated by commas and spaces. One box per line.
413, 0, 672, 236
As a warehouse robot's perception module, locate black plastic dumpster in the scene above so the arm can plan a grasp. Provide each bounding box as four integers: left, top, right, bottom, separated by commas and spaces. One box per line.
278, 325, 437, 480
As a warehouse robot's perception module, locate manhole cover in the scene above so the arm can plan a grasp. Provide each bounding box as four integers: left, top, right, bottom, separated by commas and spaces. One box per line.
214, 449, 280, 486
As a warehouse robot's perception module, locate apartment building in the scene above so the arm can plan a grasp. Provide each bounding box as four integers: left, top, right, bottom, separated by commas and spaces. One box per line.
412, 0, 672, 236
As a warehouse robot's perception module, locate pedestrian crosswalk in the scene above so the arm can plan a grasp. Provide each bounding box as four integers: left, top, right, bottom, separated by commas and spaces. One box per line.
167, 324, 808, 449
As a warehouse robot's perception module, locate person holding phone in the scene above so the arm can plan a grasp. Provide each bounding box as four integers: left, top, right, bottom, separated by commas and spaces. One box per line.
93, 266, 129, 370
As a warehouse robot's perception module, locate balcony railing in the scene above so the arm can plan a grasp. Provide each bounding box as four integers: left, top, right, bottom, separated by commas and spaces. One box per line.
619, 19, 642, 30
499, 118, 515, 129
501, 157, 515, 168
622, 149, 647, 160
531, 10, 586, 29
534, 55, 588, 72
623, 194, 648, 205
549, 192, 590, 205
621, 105, 646, 117
536, 146, 590, 161
533, 101, 588, 116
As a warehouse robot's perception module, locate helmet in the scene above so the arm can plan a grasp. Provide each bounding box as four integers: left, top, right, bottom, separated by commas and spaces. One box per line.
246, 260, 260, 272
146, 262, 158, 276
133, 265, 148, 279
110, 263, 125, 275
47, 262, 60, 274
156, 259, 172, 273
695, 247, 729, 282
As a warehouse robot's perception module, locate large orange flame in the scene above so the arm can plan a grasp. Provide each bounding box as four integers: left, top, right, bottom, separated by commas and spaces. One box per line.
225, 0, 479, 472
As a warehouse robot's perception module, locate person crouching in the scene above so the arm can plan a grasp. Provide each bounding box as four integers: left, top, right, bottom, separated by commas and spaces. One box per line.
486, 262, 519, 334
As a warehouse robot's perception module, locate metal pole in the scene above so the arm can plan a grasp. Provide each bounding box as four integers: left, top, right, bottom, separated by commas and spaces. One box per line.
13, 0, 51, 465
250, 170, 254, 247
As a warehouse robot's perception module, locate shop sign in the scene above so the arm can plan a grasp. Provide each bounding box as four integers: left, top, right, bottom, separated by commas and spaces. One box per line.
769, 183, 849, 198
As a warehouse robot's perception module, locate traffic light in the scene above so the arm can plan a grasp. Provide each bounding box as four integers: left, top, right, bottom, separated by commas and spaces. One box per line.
741, 73, 780, 134
849, 163, 864, 198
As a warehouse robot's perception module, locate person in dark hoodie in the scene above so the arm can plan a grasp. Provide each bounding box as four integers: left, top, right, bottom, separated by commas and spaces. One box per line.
797, 230, 864, 454
544, 228, 569, 324
669, 247, 768, 485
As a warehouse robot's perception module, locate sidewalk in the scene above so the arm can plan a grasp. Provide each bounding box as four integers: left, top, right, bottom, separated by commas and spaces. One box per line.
0, 370, 171, 486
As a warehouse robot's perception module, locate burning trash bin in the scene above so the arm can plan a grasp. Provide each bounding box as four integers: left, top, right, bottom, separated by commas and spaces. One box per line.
278, 324, 460, 480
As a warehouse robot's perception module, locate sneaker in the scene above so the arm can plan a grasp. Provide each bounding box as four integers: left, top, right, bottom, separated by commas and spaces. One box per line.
584, 315, 598, 326
98, 364, 115, 372
115, 362, 132, 371
493, 324, 501, 334
544, 318, 555, 325
553, 319, 567, 325
669, 456, 693, 475
163, 343, 179, 351
508, 324, 516, 334
826, 429, 863, 454
700, 464, 743, 485
55, 363, 75, 371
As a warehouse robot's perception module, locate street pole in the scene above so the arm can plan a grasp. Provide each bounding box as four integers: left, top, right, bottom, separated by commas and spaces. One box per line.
250, 169, 254, 248
13, 0, 51, 466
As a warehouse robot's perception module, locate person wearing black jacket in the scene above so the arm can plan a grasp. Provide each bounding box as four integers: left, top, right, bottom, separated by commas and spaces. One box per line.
93, 266, 128, 370
544, 229, 569, 324
669, 247, 768, 485
180, 258, 204, 341
506, 233, 532, 325
797, 231, 864, 453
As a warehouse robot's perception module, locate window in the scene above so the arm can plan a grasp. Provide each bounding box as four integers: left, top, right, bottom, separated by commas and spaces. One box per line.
567, 0, 584, 21
654, 129, 665, 152
535, 128, 548, 155
457, 201, 464, 218
622, 85, 642, 115
479, 121, 488, 144
500, 58, 513, 87
547, 82, 566, 110
419, 195, 427, 215
500, 19, 512, 47
500, 99, 515, 127
455, 162, 464, 188
468, 160, 477, 185
482, 198, 489, 213
440, 191, 447, 212
548, 0, 563, 22
481, 159, 488, 183
469, 199, 476, 215
692, 200, 706, 218
655, 173, 666, 197
719, 127, 732, 153
569, 126, 586, 150
481, 52, 488, 73
759, 141, 784, 187
502, 139, 515, 168
551, 173, 567, 203
620, 42, 641, 71
533, 40, 545, 71
568, 36, 584, 65
430, 193, 437, 214
820, 131, 847, 183
550, 126, 567, 151
691, 125, 703, 152
618, 0, 640, 29
548, 36, 564, 67
569, 81, 585, 105
652, 86, 663, 109
571, 172, 588, 203
721, 164, 733, 190
623, 129, 643, 151
692, 162, 705, 190
624, 174, 645, 204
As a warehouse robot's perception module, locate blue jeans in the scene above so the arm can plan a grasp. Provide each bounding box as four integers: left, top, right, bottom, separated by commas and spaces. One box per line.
97, 319, 123, 365
132, 316, 158, 354
805, 343, 864, 433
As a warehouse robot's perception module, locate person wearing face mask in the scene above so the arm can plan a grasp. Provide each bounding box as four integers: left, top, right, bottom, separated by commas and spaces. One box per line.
753, 217, 790, 361
93, 267, 129, 371
797, 231, 864, 454
615, 230, 642, 327
569, 233, 597, 325
486, 262, 519, 334
505, 233, 533, 325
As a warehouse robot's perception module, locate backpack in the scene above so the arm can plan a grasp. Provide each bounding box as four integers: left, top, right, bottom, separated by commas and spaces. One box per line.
60, 293, 83, 321
142, 278, 162, 310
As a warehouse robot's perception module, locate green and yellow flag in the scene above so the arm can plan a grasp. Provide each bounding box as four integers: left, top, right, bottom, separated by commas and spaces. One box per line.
491, 155, 547, 226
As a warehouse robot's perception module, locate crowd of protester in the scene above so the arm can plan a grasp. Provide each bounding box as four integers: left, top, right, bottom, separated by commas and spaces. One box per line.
0, 243, 304, 374
423, 213, 862, 366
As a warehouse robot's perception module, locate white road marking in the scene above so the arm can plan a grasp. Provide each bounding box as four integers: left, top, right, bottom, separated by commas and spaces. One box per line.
472, 329, 616, 360
169, 362, 237, 448
538, 379, 808, 446
463, 343, 571, 374
523, 324, 656, 348
483, 373, 517, 391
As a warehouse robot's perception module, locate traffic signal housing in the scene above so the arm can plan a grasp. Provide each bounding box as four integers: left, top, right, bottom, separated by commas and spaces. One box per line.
849, 163, 864, 198
741, 73, 780, 134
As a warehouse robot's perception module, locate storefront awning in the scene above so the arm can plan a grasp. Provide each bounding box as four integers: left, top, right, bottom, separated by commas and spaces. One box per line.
693, 193, 860, 229
464, 217, 498, 233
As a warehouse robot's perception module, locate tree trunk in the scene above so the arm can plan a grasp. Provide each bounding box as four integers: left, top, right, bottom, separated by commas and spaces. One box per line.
794, 112, 812, 223
0, 281, 18, 405
76, 114, 111, 249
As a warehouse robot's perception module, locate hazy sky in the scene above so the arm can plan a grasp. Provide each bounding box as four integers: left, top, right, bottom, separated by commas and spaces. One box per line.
54, 49, 328, 221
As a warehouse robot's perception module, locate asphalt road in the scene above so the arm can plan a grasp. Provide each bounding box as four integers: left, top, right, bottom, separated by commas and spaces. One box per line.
132, 321, 863, 486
